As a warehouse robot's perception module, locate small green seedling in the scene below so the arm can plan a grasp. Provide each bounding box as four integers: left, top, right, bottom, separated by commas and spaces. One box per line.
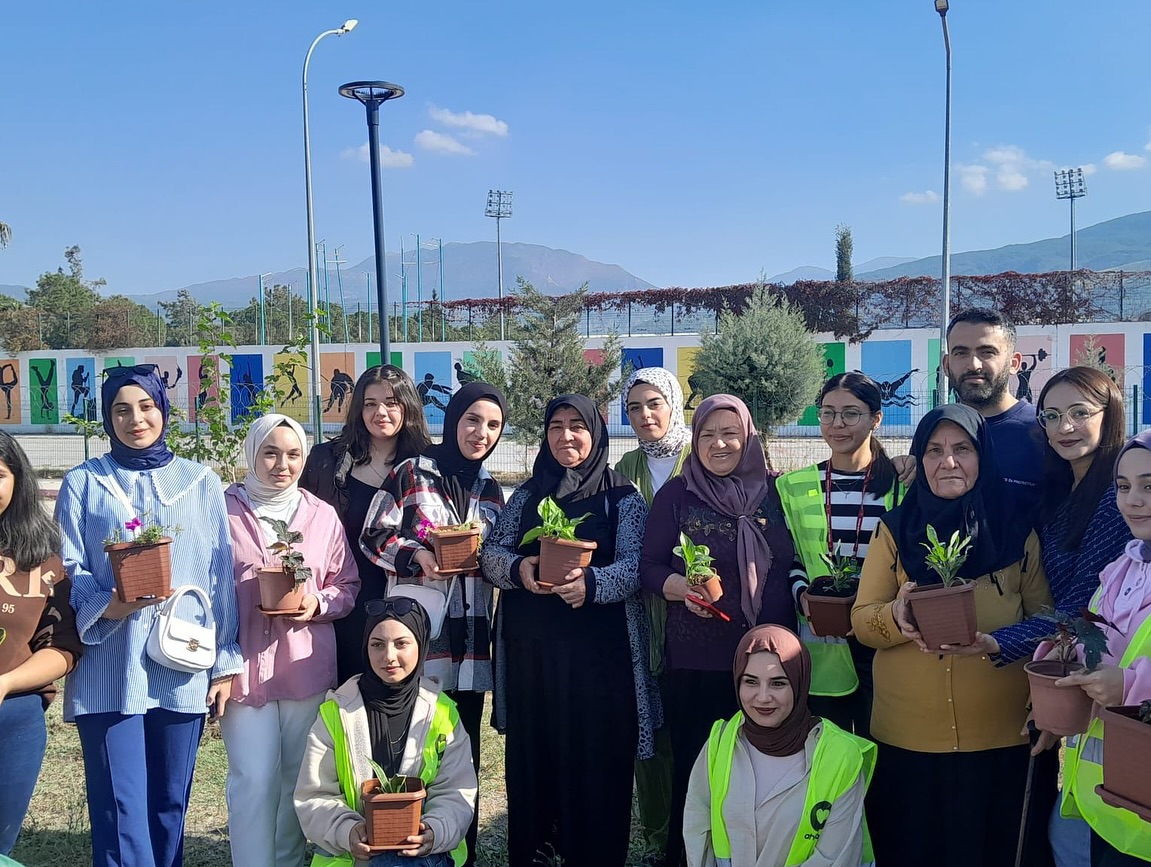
520, 496, 591, 545
1037, 607, 1118, 675
365, 757, 410, 794
817, 552, 862, 595
673, 533, 717, 587
920, 524, 973, 587
261, 517, 313, 586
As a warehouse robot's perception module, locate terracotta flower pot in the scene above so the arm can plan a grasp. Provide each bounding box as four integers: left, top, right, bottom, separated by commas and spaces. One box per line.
256, 566, 306, 612
689, 572, 725, 604
1025, 660, 1094, 737
105, 538, 173, 602
907, 580, 977, 651
537, 536, 597, 586
361, 777, 426, 850
804, 584, 856, 639
429, 525, 481, 573
1097, 706, 1151, 821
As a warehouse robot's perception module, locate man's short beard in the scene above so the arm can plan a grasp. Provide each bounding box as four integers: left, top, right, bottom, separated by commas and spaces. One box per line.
955, 367, 1012, 409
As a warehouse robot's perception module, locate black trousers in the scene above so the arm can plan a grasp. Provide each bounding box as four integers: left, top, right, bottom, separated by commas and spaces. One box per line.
1091, 830, 1147, 867
447, 689, 485, 867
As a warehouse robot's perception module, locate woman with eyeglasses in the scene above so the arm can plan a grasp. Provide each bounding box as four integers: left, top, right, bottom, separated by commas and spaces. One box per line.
295, 590, 477, 866
481, 395, 655, 867
220, 414, 360, 867
301, 365, 432, 683
361, 382, 506, 867
55, 366, 242, 867
776, 373, 904, 741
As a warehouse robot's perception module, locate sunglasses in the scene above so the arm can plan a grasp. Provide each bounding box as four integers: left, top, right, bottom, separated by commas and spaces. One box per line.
364, 596, 422, 618
102, 363, 160, 381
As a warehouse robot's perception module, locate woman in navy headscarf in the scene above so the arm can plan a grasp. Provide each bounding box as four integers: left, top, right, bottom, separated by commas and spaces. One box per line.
55, 365, 242, 867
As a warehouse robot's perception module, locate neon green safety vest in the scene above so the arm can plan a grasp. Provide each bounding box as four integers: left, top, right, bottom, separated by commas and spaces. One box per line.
1061, 588, 1151, 861
309, 692, 467, 867
706, 714, 876, 866
776, 466, 900, 697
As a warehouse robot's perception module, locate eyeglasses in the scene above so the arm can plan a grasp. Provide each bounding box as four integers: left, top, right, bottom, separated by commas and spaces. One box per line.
816, 408, 873, 427
364, 597, 421, 618
102, 363, 159, 380
1037, 407, 1102, 429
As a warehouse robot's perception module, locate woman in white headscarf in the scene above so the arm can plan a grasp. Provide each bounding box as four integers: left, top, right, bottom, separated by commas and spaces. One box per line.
221, 414, 361, 867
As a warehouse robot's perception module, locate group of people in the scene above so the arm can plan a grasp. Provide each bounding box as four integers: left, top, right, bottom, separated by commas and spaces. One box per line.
0, 306, 1149, 867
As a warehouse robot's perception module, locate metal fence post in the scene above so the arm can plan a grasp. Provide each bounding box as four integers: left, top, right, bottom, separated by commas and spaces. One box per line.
1133, 384, 1140, 436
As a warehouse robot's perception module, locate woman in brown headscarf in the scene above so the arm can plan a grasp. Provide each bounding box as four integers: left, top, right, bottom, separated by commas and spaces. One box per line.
683, 625, 874, 867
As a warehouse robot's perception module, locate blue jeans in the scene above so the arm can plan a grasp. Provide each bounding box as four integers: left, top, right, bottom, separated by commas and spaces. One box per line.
0, 693, 48, 855
368, 853, 452, 867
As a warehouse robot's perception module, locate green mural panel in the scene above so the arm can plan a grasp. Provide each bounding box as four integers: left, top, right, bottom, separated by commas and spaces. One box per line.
799, 343, 847, 425
29, 358, 60, 424
366, 351, 404, 370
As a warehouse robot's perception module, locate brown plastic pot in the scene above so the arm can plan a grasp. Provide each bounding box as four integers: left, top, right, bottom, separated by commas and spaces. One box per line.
689, 572, 725, 604
429, 525, 481, 573
1097, 706, 1151, 821
537, 536, 597, 586
1025, 660, 1094, 737
105, 538, 173, 602
361, 777, 426, 850
256, 566, 306, 612
804, 590, 856, 639
907, 580, 977, 651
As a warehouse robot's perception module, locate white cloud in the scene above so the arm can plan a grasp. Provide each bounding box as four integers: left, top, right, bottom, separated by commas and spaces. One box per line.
414, 130, 475, 155
428, 105, 509, 137
1145, 129, 1151, 152
1080, 163, 1097, 176
340, 143, 414, 168
1103, 150, 1148, 170
959, 164, 989, 195
900, 190, 940, 205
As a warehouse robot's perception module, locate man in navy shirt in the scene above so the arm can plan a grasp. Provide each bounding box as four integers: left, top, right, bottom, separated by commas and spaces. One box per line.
942, 308, 1046, 495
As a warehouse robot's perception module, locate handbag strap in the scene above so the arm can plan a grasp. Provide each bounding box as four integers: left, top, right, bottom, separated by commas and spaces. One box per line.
158, 584, 216, 628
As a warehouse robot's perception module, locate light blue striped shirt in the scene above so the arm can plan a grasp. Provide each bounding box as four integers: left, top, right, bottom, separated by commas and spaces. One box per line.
56, 455, 243, 720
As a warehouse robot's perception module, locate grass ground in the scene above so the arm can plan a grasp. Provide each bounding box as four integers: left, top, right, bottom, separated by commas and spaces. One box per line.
13, 695, 654, 867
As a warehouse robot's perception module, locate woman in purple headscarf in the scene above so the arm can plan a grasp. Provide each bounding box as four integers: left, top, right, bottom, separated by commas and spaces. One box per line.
640, 394, 800, 867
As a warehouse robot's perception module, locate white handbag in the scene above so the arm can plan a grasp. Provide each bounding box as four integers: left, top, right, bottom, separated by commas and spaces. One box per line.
146, 585, 217, 674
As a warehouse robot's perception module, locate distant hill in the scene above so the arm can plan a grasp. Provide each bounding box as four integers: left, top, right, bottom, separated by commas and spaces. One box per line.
768, 257, 917, 284
0, 284, 27, 301
858, 211, 1151, 280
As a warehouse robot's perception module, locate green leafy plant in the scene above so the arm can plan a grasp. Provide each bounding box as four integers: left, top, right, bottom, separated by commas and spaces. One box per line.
261, 517, 312, 586
520, 497, 591, 545
920, 524, 973, 587
103, 514, 181, 547
365, 757, 410, 794
1038, 607, 1118, 674
814, 552, 862, 596
673, 533, 717, 587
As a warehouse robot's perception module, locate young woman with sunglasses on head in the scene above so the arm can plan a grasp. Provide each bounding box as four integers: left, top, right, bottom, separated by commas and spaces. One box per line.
295, 591, 477, 867
301, 365, 432, 683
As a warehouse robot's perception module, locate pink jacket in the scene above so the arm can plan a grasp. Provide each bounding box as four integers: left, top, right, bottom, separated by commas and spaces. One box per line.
225, 485, 360, 707
1035, 539, 1151, 705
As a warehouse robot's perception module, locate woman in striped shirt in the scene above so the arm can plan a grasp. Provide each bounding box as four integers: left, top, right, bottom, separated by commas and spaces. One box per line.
56, 366, 242, 867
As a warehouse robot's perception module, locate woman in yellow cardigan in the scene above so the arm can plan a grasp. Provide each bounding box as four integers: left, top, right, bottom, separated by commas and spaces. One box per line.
849, 404, 1052, 867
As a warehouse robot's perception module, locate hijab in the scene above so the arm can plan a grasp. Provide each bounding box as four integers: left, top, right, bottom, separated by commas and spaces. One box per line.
101, 366, 175, 471
623, 366, 690, 460
1116, 431, 1151, 559
423, 382, 507, 520
734, 625, 817, 757
881, 404, 1032, 585
358, 597, 431, 776
241, 414, 309, 522
681, 395, 773, 625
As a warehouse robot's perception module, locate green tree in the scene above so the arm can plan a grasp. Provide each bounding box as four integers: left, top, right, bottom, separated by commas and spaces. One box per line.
471, 279, 623, 444
25, 246, 106, 348
0, 298, 41, 352
835, 224, 853, 283
159, 288, 206, 347
88, 295, 163, 350
690, 283, 827, 432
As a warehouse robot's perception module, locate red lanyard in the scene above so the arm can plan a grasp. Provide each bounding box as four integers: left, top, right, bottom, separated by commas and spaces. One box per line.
824, 461, 871, 562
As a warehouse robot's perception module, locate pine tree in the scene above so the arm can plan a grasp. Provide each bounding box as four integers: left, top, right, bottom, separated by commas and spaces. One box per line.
835, 224, 854, 283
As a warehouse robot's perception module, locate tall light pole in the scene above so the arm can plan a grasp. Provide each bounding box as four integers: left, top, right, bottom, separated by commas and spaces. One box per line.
303, 17, 357, 442
340, 80, 405, 368
257, 272, 272, 345
935, 0, 952, 407
485, 190, 513, 341
1054, 168, 1087, 273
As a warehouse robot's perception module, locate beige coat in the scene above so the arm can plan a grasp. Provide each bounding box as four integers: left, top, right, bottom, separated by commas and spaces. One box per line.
684, 722, 867, 867
294, 675, 477, 859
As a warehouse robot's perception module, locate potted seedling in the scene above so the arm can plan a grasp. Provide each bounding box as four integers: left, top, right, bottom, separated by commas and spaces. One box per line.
906, 525, 976, 651
1024, 608, 1115, 737
803, 552, 860, 638
1097, 700, 1151, 822
673, 532, 723, 603
361, 757, 427, 850
104, 515, 180, 602
520, 496, 597, 587
417, 518, 482, 574
256, 518, 313, 614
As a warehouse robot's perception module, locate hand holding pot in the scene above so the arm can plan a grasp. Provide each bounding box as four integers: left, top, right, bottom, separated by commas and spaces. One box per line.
1030, 728, 1061, 756
940, 631, 1000, 657
519, 556, 547, 594
397, 821, 436, 856
347, 821, 372, 860
891, 582, 929, 651
414, 549, 449, 581
551, 571, 587, 608
102, 595, 164, 620
1054, 664, 1125, 708
288, 594, 320, 623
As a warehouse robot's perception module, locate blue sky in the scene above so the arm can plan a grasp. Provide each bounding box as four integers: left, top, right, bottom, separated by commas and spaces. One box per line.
1, 0, 1149, 298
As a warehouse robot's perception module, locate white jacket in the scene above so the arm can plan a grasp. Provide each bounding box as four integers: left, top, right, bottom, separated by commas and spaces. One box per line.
294, 675, 477, 857
684, 722, 866, 867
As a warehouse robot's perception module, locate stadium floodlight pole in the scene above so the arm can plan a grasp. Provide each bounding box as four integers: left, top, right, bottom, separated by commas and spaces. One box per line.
485, 190, 513, 340
303, 17, 358, 443
1054, 167, 1087, 273
257, 272, 273, 345
340, 80, 405, 366
935, 0, 952, 407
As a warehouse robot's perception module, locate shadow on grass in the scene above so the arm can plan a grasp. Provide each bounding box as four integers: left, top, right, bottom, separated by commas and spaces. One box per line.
12, 830, 230, 867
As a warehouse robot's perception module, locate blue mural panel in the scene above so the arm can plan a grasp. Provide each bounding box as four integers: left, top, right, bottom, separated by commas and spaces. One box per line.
414, 351, 453, 431
860, 340, 918, 426
619, 347, 664, 424
229, 353, 264, 424
66, 357, 99, 421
